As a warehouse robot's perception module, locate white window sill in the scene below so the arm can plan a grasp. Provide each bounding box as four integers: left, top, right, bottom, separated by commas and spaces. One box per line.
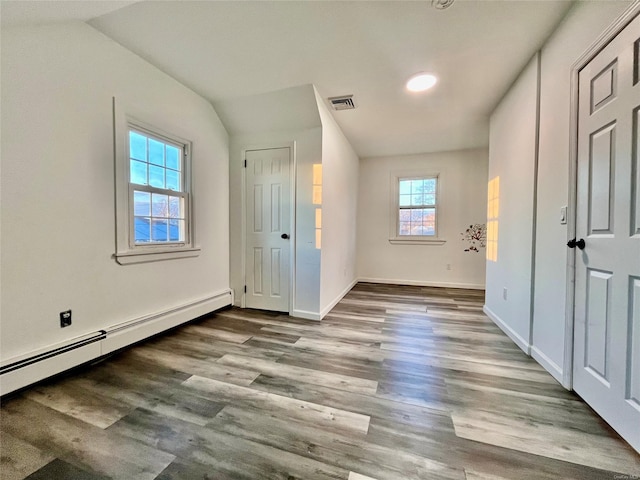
389, 237, 447, 245
115, 247, 201, 265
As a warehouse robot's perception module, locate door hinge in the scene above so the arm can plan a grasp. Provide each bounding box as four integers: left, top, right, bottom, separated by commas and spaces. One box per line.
244, 159, 247, 168
244, 285, 247, 293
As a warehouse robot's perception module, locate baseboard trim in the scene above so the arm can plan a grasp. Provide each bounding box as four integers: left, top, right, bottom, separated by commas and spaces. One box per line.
320, 278, 358, 319
531, 345, 564, 386
102, 289, 232, 354
0, 289, 232, 396
292, 309, 321, 321
1, 331, 107, 369
0, 341, 102, 396
483, 305, 531, 355
358, 277, 485, 290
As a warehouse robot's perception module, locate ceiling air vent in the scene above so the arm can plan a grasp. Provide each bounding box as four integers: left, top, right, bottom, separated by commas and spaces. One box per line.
328, 95, 356, 111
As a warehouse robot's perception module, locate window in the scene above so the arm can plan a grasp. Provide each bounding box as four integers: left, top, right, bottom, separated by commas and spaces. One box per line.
113, 103, 199, 264
398, 177, 437, 236
128, 127, 188, 246
389, 174, 445, 245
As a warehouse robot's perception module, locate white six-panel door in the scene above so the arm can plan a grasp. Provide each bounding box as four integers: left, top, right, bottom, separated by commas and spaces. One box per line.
245, 148, 291, 312
573, 12, 640, 453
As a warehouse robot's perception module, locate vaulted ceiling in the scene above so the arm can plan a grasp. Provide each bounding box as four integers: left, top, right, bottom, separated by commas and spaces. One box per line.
2, 0, 575, 157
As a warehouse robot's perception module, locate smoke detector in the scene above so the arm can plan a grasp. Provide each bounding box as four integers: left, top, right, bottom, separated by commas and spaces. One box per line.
328, 95, 356, 111
432, 0, 455, 9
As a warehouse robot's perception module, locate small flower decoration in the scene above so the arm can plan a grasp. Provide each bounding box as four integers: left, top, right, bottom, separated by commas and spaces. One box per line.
461, 223, 486, 253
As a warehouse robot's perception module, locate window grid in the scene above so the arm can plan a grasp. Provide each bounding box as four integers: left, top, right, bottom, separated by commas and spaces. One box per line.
398, 177, 437, 237
129, 129, 183, 191
128, 126, 188, 246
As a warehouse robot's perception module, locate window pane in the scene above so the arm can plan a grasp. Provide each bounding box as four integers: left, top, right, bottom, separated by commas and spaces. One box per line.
149, 165, 165, 189
152, 194, 168, 217
424, 179, 436, 193
411, 180, 423, 194
166, 169, 180, 191
166, 145, 180, 170
424, 194, 436, 205
410, 209, 423, 222
399, 209, 411, 222
129, 131, 147, 161
168, 196, 182, 218
148, 138, 165, 166
130, 160, 148, 185
423, 208, 435, 224
422, 208, 436, 235
411, 194, 423, 206
399, 194, 411, 207
399, 180, 411, 195
133, 191, 150, 216
399, 222, 411, 236
134, 217, 150, 243
169, 219, 184, 241
151, 219, 168, 242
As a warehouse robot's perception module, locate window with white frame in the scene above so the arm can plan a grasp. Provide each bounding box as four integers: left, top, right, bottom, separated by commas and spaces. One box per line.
112, 98, 200, 264
128, 126, 190, 246
389, 175, 444, 244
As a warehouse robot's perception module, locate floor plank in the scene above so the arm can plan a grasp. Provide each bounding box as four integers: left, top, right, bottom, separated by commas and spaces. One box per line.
1, 282, 637, 479
182, 375, 371, 435
0, 432, 55, 480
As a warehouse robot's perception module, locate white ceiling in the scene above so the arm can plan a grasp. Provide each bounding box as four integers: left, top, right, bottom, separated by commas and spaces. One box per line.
2, 0, 575, 158
0, 0, 138, 27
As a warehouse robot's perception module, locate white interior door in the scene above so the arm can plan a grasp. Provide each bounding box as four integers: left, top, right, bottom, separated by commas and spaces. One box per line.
245, 148, 291, 312
573, 13, 640, 453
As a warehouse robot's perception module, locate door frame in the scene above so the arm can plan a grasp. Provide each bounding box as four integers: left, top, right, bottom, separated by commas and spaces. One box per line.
564, 1, 640, 389
240, 142, 297, 313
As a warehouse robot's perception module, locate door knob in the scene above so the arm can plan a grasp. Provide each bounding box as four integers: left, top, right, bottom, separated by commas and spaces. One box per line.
281, 233, 289, 239
567, 238, 585, 250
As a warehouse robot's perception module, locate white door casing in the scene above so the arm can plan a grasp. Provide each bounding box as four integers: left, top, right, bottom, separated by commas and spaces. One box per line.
244, 148, 291, 312
573, 12, 640, 453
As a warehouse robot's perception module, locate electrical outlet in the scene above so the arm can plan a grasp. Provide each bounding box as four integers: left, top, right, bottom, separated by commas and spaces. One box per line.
60, 310, 72, 328
503, 288, 508, 300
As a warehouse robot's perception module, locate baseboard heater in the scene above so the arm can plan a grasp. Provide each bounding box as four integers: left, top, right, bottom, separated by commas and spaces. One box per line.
0, 331, 106, 376
0, 290, 232, 396
0, 331, 106, 396
0, 330, 107, 375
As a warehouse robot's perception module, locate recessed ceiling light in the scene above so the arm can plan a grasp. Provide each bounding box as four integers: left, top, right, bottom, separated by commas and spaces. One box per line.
406, 73, 438, 92
432, 0, 455, 9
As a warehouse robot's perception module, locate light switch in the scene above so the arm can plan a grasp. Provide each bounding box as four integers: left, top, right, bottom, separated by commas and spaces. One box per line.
560, 206, 567, 225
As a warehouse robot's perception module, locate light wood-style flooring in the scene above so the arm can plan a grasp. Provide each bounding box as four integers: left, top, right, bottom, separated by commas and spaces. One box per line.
1, 283, 639, 479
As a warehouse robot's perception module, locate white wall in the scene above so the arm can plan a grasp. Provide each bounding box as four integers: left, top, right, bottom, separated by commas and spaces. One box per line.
531, 0, 632, 382
228, 128, 323, 317
314, 89, 360, 316
0, 23, 229, 363
485, 54, 539, 353
226, 85, 360, 320
357, 148, 488, 289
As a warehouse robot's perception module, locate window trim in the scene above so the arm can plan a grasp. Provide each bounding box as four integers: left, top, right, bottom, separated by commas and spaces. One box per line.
113, 98, 200, 264
389, 172, 446, 245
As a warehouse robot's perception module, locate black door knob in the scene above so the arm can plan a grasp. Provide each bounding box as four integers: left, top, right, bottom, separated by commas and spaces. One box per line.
567, 238, 585, 250
281, 233, 289, 239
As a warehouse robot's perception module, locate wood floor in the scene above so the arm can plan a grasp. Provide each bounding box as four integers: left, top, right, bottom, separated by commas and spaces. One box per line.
1, 283, 638, 479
